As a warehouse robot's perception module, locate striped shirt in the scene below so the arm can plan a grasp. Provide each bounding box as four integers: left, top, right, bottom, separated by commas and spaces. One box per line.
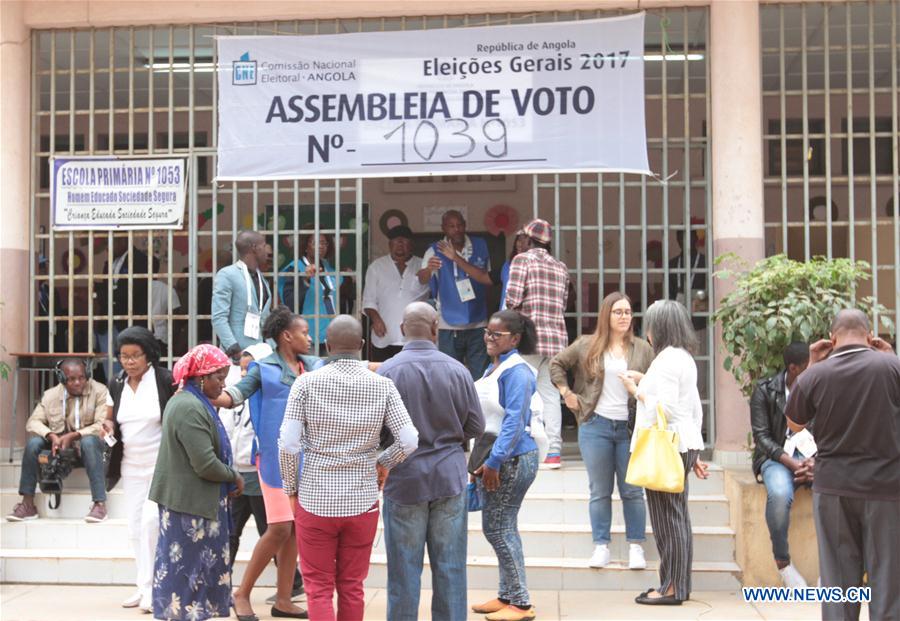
278, 357, 418, 517
505, 248, 570, 358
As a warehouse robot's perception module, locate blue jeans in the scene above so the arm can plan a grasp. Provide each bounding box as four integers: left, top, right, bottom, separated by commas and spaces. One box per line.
760, 455, 804, 563
482, 450, 539, 607
438, 328, 489, 380
19, 435, 107, 502
578, 415, 646, 544
383, 492, 468, 621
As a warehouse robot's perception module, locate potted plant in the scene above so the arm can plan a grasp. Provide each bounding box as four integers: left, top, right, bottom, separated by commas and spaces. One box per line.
712, 253, 894, 397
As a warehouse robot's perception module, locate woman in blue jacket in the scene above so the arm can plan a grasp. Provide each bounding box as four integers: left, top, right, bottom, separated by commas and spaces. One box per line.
215, 306, 320, 621
471, 310, 540, 621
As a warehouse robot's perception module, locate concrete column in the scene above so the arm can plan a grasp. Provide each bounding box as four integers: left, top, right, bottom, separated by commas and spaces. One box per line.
710, 0, 765, 465
0, 0, 32, 456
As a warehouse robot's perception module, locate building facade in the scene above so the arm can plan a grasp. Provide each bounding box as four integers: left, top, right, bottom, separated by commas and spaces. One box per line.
1, 0, 897, 465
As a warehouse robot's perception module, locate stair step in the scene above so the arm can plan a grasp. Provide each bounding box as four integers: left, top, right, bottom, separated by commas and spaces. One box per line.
0, 488, 729, 526
0, 461, 727, 496
0, 548, 742, 591
1, 518, 736, 563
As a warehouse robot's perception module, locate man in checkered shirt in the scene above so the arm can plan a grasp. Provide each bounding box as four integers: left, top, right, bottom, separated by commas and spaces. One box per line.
279, 315, 418, 621
505, 218, 571, 470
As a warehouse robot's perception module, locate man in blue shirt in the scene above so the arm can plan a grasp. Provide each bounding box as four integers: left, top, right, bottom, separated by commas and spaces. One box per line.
378, 301, 485, 621
418, 210, 492, 379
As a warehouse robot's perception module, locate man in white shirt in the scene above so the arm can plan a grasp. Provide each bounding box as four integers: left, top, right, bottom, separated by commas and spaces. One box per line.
362, 225, 430, 362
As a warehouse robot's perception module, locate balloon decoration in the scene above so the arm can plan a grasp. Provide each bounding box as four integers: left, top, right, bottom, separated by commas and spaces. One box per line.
484, 204, 519, 236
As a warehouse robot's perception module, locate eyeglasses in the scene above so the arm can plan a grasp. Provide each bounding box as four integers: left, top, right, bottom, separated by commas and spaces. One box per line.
118, 352, 146, 363
611, 309, 633, 317
484, 329, 513, 340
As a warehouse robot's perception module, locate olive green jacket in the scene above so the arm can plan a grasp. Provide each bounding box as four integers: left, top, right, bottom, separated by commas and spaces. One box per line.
149, 391, 238, 520
549, 335, 655, 425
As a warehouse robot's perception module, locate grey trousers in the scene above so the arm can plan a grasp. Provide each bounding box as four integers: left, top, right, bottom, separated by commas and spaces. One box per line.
813, 492, 900, 621
645, 449, 699, 602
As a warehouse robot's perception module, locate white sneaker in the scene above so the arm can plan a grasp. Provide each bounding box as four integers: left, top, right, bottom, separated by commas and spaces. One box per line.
139, 592, 152, 613
779, 564, 808, 589
121, 592, 142, 608
628, 543, 647, 570
589, 544, 610, 568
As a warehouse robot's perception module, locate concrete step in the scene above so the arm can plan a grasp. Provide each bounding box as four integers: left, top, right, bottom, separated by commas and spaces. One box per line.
1, 517, 736, 563
0, 548, 742, 591
0, 460, 727, 496
1, 487, 730, 527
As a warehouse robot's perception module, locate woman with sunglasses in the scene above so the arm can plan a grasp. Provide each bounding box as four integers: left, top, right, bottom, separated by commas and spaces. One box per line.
470, 310, 540, 621
550, 292, 655, 570
102, 326, 176, 612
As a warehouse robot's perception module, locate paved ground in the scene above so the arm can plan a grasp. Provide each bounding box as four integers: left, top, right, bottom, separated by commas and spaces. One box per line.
0, 584, 865, 621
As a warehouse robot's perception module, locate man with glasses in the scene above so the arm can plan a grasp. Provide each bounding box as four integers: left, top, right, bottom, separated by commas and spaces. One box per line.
212, 230, 273, 358
505, 218, 571, 469
6, 359, 110, 523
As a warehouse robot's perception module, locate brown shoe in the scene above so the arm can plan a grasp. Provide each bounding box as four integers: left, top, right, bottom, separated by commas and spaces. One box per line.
6, 502, 38, 522
84, 502, 107, 523
472, 599, 507, 614
485, 605, 536, 621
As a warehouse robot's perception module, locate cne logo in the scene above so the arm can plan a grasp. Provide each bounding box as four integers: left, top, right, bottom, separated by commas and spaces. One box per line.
232, 52, 257, 85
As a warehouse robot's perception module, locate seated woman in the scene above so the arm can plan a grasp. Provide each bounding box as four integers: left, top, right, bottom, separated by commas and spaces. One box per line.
619, 300, 709, 606
471, 310, 540, 621
215, 306, 319, 620
148, 344, 244, 621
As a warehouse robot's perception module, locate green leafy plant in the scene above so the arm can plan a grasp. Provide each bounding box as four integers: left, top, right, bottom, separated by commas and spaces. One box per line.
712, 254, 894, 396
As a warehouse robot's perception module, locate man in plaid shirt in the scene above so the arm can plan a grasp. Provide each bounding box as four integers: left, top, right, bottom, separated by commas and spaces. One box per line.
505, 218, 571, 469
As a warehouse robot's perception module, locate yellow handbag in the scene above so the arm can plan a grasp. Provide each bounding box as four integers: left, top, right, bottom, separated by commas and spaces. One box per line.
625, 402, 685, 493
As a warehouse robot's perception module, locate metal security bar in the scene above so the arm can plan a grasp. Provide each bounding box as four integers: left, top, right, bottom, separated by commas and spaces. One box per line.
533, 7, 715, 445
30, 8, 716, 442
761, 1, 899, 334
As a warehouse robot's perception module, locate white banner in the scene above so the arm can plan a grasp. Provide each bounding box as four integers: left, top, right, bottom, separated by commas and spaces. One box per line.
52, 157, 187, 230
216, 14, 649, 180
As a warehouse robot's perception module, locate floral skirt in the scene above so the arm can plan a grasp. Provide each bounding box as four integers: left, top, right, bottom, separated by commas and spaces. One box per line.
152, 496, 232, 621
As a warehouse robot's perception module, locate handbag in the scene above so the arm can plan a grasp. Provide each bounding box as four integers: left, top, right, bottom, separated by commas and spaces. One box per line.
467, 432, 497, 475
466, 481, 484, 512
625, 403, 685, 493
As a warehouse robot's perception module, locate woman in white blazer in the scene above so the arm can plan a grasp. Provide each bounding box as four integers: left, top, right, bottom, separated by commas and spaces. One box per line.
619, 299, 709, 606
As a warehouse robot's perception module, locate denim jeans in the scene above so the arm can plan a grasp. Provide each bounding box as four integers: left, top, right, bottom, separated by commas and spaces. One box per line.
760, 454, 805, 563
578, 415, 646, 544
481, 450, 539, 607
383, 492, 468, 621
438, 328, 489, 380
18, 435, 108, 502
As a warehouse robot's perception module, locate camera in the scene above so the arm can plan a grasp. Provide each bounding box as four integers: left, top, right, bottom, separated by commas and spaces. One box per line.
38, 448, 77, 497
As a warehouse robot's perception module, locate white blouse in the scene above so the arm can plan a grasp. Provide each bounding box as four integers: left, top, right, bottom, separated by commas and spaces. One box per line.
106, 366, 162, 477
631, 346, 705, 452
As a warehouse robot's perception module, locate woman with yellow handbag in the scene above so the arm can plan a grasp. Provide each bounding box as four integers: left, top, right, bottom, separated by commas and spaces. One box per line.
619, 300, 709, 606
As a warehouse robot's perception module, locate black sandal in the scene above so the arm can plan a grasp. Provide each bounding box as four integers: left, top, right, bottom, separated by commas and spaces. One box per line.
634, 592, 682, 606
271, 605, 309, 619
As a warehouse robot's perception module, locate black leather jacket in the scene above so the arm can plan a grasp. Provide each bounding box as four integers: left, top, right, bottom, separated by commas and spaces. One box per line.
750, 371, 790, 480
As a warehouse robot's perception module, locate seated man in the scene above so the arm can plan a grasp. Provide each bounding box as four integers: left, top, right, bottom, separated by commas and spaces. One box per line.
6, 358, 110, 523
750, 342, 811, 588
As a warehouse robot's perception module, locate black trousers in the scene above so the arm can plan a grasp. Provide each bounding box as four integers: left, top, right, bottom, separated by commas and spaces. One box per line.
645, 449, 700, 602
230, 493, 303, 590
814, 492, 900, 621
369, 344, 403, 363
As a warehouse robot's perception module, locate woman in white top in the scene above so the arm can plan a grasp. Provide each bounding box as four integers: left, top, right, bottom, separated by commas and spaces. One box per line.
100, 327, 175, 612
550, 292, 655, 570
619, 300, 709, 606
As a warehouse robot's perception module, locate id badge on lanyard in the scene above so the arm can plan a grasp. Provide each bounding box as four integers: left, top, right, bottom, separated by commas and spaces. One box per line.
241, 262, 263, 339
452, 261, 476, 302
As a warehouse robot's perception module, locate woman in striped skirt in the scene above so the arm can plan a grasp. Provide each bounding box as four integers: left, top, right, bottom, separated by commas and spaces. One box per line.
619, 300, 709, 606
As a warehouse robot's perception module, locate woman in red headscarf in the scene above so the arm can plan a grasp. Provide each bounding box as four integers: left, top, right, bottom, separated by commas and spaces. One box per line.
148, 344, 245, 621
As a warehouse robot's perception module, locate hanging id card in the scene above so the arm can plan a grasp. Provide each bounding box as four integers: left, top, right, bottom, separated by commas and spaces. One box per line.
244, 311, 261, 339
456, 278, 476, 302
